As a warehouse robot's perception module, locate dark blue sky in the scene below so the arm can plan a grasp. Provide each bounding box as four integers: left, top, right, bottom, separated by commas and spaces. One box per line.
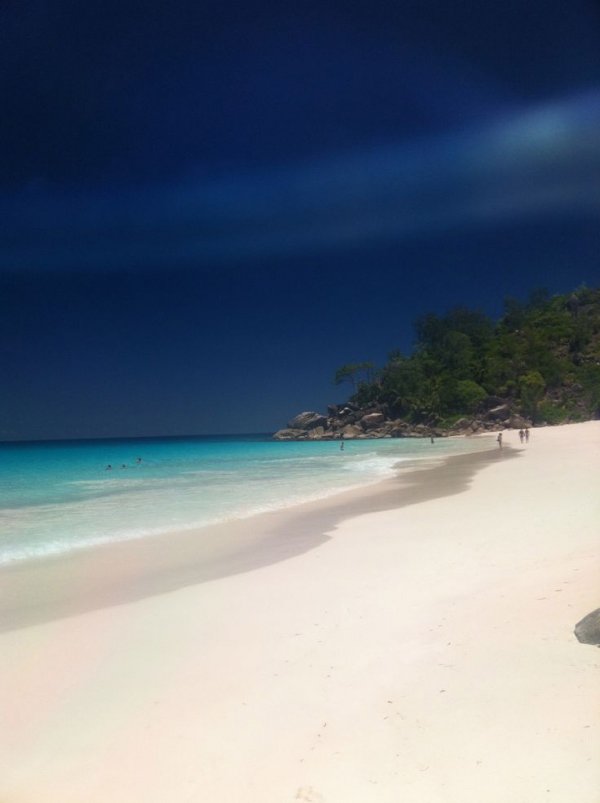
1, 0, 600, 440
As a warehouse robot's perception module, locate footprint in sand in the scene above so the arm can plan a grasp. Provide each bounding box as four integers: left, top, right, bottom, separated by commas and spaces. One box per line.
295, 786, 325, 802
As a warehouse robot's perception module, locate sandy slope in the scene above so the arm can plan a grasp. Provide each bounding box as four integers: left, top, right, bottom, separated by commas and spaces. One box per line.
1, 423, 598, 803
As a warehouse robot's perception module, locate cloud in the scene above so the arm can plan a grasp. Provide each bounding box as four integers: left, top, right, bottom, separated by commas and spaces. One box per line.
2, 91, 600, 272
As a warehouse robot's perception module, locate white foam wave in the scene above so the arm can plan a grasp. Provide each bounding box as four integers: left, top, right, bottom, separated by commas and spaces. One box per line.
0, 437, 494, 566
0, 468, 400, 566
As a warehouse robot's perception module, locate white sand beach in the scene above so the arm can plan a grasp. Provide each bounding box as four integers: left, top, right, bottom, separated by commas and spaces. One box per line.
1, 422, 599, 803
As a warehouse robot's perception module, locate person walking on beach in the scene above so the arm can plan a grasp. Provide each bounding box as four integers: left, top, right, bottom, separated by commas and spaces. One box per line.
525, 427, 530, 443
518, 429, 524, 443
497, 432, 503, 448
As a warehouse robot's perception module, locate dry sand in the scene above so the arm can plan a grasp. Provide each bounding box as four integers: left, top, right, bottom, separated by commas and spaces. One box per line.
0, 422, 598, 802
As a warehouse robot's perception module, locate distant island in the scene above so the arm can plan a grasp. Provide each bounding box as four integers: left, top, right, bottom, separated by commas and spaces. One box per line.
275, 285, 600, 440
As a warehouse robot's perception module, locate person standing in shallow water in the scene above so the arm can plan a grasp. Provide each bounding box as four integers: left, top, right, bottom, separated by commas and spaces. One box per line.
497, 432, 503, 448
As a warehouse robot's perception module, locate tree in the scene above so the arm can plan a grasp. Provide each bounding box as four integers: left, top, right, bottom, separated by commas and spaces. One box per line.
334, 362, 375, 391
451, 380, 487, 413
519, 371, 545, 419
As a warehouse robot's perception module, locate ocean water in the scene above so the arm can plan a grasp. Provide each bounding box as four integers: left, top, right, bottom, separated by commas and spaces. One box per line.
0, 434, 491, 565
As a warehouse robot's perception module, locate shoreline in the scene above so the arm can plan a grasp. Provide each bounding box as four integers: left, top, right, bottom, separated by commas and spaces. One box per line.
1, 421, 598, 803
0, 439, 507, 632
0, 432, 493, 568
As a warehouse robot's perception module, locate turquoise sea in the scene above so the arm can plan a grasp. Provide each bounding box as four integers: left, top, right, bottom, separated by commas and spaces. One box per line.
0, 434, 491, 565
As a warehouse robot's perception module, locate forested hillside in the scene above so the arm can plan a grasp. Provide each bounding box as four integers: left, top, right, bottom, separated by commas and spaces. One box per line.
340, 285, 600, 426
274, 286, 600, 440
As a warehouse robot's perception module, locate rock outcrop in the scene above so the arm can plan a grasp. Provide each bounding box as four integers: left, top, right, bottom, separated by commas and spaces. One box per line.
287, 411, 328, 430
272, 428, 307, 441
360, 412, 385, 430
273, 397, 534, 441
486, 404, 511, 421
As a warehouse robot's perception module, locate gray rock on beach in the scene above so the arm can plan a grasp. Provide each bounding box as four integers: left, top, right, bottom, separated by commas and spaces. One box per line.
341, 424, 363, 439
272, 428, 306, 441
574, 608, 600, 645
508, 414, 530, 429
360, 412, 385, 430
485, 404, 511, 421
287, 411, 328, 430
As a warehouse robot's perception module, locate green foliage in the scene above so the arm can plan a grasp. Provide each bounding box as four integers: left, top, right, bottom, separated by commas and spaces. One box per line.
352, 380, 383, 408
537, 402, 570, 425
579, 364, 600, 415
450, 380, 487, 413
519, 371, 545, 419
333, 286, 600, 425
